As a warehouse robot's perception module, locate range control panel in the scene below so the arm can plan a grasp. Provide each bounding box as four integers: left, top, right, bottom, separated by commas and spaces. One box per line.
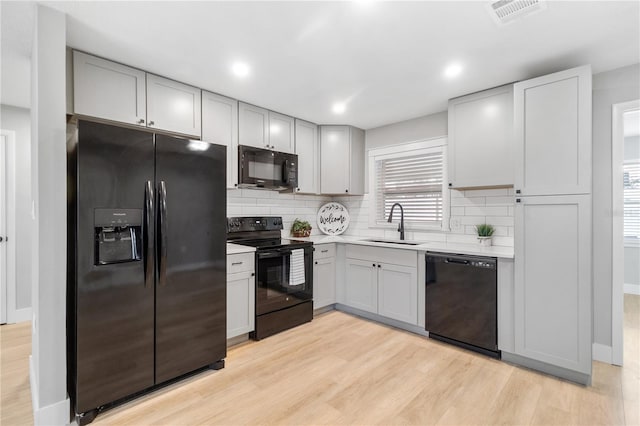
227, 216, 284, 233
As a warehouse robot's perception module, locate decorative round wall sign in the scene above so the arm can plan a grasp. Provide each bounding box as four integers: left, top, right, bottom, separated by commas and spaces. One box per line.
317, 202, 350, 235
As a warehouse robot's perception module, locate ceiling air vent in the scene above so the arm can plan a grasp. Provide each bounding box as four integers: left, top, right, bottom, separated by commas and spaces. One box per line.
488, 0, 547, 25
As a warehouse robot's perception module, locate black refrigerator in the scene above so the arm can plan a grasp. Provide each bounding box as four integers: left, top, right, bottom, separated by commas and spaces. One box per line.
67, 119, 227, 423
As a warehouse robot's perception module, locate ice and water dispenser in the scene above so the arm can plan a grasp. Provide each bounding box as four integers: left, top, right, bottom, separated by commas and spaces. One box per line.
94, 209, 143, 265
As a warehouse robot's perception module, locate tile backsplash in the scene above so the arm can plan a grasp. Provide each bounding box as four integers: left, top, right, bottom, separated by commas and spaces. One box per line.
227, 188, 514, 247
227, 189, 332, 236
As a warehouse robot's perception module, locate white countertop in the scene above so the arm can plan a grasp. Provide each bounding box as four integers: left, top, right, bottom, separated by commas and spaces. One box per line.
227, 243, 256, 255
284, 235, 514, 259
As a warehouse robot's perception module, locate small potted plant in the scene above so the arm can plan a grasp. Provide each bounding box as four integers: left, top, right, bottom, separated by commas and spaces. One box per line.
475, 224, 495, 247
291, 218, 312, 238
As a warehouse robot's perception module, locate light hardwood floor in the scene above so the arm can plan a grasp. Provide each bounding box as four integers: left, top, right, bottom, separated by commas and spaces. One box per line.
2, 295, 639, 425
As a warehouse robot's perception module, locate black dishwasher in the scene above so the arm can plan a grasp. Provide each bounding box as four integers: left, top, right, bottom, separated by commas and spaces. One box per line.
425, 252, 499, 358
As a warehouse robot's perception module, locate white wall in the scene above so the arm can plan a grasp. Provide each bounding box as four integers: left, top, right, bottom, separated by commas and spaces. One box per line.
30, 4, 69, 424
365, 112, 447, 150
0, 105, 32, 312
592, 63, 640, 346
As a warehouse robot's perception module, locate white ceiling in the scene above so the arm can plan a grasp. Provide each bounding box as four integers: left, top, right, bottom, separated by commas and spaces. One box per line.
2, 1, 639, 129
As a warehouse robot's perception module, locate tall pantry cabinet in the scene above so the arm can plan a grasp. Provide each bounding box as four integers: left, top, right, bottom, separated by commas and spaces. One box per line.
510, 65, 592, 384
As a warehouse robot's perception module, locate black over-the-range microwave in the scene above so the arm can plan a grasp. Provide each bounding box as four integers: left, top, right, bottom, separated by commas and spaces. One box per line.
238, 145, 298, 192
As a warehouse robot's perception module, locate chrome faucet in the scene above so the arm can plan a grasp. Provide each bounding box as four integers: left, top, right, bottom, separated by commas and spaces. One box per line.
387, 203, 405, 240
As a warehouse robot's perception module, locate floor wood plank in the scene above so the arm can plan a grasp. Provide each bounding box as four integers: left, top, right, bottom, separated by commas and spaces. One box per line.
1, 295, 639, 425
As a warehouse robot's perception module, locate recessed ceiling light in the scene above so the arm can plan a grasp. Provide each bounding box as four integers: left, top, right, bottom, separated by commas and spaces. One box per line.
231, 62, 250, 78
443, 63, 463, 79
332, 102, 346, 114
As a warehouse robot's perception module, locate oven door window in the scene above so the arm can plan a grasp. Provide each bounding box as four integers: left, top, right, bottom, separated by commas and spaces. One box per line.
256, 250, 311, 315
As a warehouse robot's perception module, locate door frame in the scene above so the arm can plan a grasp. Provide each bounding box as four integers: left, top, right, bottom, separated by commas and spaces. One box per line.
0, 129, 17, 324
611, 99, 640, 366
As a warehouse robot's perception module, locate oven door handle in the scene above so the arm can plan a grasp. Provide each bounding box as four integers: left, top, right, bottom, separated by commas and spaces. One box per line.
257, 248, 294, 259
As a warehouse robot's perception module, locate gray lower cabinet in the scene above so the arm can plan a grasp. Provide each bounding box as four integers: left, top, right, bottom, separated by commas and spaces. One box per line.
313, 244, 336, 309
377, 263, 418, 324
345, 258, 379, 313
497, 258, 515, 352
513, 195, 592, 377
227, 253, 255, 339
343, 245, 419, 325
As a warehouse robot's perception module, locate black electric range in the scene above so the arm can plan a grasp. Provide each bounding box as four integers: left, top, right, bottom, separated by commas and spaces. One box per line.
227, 217, 313, 340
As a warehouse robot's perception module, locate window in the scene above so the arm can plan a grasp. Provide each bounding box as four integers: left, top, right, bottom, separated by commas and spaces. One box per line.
369, 138, 448, 230
624, 160, 640, 241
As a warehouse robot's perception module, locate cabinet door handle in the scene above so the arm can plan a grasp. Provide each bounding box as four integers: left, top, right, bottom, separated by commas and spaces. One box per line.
232, 261, 243, 266
372, 263, 376, 267
251, 272, 255, 277
377, 264, 381, 268
321, 250, 328, 253
516, 189, 521, 194
137, 118, 145, 124
345, 189, 349, 193
148, 120, 155, 126
315, 261, 318, 265
516, 198, 521, 203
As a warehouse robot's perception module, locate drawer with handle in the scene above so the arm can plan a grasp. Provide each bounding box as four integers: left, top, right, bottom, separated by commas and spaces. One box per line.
227, 252, 255, 275
313, 243, 336, 260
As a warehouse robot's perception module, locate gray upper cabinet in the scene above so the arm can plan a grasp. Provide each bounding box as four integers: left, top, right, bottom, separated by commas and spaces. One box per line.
73, 51, 201, 137
269, 111, 295, 153
202, 91, 239, 189
448, 84, 514, 189
319, 126, 365, 195
514, 65, 592, 196
146, 74, 201, 138
295, 119, 319, 194
239, 102, 270, 149
73, 51, 147, 127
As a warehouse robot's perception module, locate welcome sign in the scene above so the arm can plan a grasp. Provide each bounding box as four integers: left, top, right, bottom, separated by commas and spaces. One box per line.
317, 202, 350, 235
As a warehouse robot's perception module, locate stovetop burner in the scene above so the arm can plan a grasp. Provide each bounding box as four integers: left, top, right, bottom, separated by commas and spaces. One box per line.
226, 217, 312, 250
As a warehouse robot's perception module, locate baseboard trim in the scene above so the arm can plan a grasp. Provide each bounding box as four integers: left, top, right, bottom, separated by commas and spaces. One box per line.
29, 355, 38, 414
30, 354, 71, 425
34, 397, 70, 426
502, 351, 591, 385
592, 343, 613, 364
624, 283, 640, 295
13, 307, 32, 324
335, 303, 429, 337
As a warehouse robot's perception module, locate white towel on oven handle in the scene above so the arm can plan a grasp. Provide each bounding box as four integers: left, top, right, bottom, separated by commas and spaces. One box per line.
289, 249, 305, 286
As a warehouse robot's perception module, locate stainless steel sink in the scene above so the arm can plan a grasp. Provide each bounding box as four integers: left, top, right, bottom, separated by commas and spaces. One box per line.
362, 239, 422, 246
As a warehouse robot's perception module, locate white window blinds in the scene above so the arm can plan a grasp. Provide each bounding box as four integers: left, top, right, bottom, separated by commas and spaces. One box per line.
624, 161, 640, 239
374, 147, 445, 227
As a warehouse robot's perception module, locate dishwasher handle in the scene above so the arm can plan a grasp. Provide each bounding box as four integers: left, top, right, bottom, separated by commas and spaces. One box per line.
426, 252, 497, 270
445, 258, 469, 265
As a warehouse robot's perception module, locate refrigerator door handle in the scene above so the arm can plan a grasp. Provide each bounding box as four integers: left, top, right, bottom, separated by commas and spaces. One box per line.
158, 181, 168, 287
144, 181, 154, 288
